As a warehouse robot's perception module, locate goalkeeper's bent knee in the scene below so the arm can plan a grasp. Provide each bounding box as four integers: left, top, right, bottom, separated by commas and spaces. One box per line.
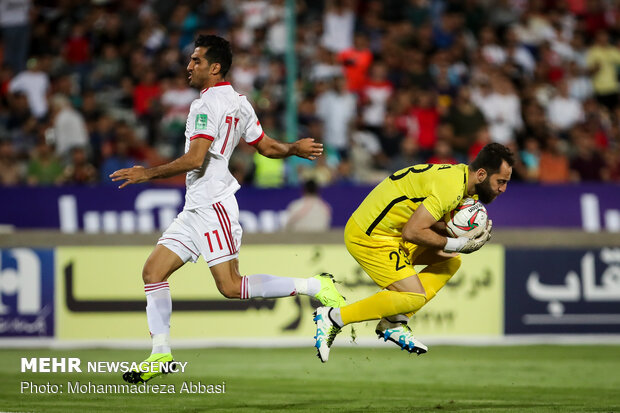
340, 290, 427, 325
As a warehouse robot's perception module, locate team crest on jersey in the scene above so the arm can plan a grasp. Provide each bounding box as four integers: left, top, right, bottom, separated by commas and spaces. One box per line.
195, 114, 208, 130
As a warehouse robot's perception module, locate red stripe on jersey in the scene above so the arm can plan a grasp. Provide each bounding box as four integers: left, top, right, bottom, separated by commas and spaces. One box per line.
190, 134, 214, 141
247, 131, 264, 146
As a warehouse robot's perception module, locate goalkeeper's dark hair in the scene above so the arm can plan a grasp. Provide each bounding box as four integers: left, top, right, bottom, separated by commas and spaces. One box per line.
469, 143, 515, 175
194, 35, 232, 77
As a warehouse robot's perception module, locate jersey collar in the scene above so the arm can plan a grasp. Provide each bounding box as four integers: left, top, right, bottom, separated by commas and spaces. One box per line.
201, 81, 231, 95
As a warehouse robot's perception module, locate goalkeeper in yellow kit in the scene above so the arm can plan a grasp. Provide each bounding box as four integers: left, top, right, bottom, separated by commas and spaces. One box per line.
313, 143, 514, 362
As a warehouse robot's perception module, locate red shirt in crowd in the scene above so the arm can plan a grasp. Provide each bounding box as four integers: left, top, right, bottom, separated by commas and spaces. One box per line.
133, 83, 161, 116
337, 48, 373, 93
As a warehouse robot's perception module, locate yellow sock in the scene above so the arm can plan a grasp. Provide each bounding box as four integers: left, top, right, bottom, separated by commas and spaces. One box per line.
340, 291, 427, 326
412, 255, 461, 314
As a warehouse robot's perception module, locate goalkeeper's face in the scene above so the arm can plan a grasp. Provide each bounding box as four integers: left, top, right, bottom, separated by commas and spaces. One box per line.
475, 178, 496, 204
475, 161, 512, 204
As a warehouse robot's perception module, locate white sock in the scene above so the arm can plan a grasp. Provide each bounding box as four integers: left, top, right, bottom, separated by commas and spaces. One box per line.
144, 282, 171, 354
385, 314, 409, 324
329, 308, 344, 328
240, 274, 321, 299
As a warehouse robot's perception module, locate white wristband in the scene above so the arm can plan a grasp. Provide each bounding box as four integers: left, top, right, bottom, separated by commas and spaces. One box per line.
444, 237, 465, 252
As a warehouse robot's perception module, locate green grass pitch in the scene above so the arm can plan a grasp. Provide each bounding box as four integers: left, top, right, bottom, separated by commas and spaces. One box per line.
0, 345, 619, 412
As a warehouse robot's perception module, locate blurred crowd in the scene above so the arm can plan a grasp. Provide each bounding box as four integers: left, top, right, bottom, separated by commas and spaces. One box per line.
2, 0, 620, 188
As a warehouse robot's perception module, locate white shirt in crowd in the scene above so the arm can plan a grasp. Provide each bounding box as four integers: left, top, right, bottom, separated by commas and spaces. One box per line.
321, 9, 354, 53
473, 91, 522, 145
9, 70, 50, 118
547, 95, 584, 131
284, 195, 332, 232
0, 0, 30, 27
362, 82, 393, 127
53, 106, 89, 157
315, 89, 357, 151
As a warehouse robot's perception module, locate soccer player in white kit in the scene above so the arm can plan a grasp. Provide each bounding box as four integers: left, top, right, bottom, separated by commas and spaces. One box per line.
110, 35, 345, 384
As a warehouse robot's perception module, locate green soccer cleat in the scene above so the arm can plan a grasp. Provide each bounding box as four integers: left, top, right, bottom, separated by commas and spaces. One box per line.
375, 319, 428, 355
122, 353, 176, 384
313, 306, 342, 363
313, 273, 346, 308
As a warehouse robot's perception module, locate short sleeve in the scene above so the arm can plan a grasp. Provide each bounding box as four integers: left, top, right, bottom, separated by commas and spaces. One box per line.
188, 101, 217, 142
239, 98, 264, 146
421, 171, 463, 221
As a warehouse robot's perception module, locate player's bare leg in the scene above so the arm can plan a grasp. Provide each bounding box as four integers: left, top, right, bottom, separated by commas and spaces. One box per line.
210, 258, 345, 307
123, 245, 184, 384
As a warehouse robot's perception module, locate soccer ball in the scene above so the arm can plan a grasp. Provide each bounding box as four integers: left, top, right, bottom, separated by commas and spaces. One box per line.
446, 198, 488, 239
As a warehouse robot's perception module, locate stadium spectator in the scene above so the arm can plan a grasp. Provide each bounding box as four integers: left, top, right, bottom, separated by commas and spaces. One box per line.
546, 79, 584, 135
100, 138, 139, 186
283, 179, 332, 232
443, 86, 487, 163
8, 56, 50, 119
321, 0, 355, 53
0, 140, 22, 186
49, 94, 89, 159
0, 0, 31, 73
309, 47, 343, 83
26, 139, 64, 186
315, 76, 357, 162
376, 112, 405, 168
519, 137, 541, 182
570, 126, 606, 181
62, 146, 97, 185
407, 88, 440, 158
586, 30, 620, 110
89, 43, 125, 90
427, 138, 458, 165
360, 61, 393, 134
538, 134, 571, 183
474, 73, 523, 145
337, 31, 373, 93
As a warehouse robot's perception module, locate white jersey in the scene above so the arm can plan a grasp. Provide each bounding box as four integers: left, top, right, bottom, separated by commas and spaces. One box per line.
183, 81, 264, 210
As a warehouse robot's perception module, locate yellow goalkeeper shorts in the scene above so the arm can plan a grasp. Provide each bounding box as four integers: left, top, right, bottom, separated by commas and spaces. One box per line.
344, 218, 424, 288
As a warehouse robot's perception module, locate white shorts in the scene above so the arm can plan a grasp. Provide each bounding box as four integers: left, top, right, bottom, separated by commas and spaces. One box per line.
158, 195, 242, 267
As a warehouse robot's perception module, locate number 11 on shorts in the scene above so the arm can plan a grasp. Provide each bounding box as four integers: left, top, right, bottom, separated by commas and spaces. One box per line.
205, 230, 223, 252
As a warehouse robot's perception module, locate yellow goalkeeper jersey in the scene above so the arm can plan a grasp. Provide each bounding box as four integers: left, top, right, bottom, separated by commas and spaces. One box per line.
351, 163, 470, 238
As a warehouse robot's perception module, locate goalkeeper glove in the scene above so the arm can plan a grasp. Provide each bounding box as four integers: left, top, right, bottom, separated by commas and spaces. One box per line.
443, 220, 493, 254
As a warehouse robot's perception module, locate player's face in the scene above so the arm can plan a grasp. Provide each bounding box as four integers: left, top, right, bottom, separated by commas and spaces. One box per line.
187, 47, 211, 88
475, 161, 512, 204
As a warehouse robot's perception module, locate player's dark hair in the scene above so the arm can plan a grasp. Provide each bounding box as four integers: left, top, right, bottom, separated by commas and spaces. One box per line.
194, 35, 232, 77
469, 143, 515, 175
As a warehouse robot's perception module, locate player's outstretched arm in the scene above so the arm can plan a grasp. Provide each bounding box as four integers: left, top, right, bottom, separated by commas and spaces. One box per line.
109, 138, 211, 189
255, 134, 323, 160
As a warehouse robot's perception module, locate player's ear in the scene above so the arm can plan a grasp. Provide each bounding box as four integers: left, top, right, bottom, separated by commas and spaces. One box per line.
210, 62, 221, 75
476, 168, 487, 182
